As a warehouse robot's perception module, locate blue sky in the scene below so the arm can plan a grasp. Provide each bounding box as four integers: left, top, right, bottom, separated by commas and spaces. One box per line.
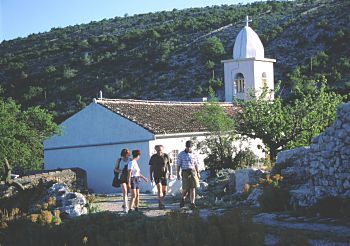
0, 0, 257, 41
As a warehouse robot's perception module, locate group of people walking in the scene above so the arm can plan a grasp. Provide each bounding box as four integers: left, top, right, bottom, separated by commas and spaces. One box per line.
113, 140, 200, 213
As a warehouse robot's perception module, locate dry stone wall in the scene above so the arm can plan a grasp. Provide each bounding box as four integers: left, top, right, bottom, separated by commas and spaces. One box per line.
0, 168, 88, 199
273, 102, 350, 208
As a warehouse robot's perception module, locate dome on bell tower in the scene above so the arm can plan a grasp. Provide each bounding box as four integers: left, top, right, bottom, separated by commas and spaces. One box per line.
233, 16, 264, 59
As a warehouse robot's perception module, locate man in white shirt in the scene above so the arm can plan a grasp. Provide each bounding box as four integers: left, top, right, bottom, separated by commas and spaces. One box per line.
177, 140, 200, 209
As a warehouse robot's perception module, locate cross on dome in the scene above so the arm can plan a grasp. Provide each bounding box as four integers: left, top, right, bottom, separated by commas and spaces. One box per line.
245, 16, 252, 27
233, 15, 264, 59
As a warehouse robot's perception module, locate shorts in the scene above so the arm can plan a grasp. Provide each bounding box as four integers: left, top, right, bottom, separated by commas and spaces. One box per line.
154, 177, 167, 186
130, 176, 140, 189
119, 171, 128, 184
181, 170, 199, 191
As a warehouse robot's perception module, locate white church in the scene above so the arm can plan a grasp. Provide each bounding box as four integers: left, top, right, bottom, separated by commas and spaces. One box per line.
44, 17, 275, 193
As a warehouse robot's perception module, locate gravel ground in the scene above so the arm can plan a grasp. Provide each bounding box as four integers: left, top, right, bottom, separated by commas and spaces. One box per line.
94, 193, 182, 216
94, 193, 224, 218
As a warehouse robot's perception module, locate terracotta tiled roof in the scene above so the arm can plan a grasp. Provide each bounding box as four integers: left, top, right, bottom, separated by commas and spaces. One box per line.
96, 98, 240, 135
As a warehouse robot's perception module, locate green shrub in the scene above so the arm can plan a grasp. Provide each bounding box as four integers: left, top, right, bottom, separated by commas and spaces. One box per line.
233, 148, 259, 168
259, 186, 289, 212
257, 175, 289, 213
314, 197, 350, 219
277, 231, 311, 246
0, 209, 264, 246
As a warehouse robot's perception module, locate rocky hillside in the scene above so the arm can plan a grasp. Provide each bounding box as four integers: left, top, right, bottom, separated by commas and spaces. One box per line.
0, 0, 349, 122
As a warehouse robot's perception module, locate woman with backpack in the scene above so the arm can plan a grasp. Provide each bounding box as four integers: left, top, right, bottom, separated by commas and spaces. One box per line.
114, 148, 131, 213
128, 149, 149, 212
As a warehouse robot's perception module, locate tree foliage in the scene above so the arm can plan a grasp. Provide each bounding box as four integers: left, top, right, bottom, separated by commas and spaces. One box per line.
198, 37, 225, 61
0, 96, 59, 177
235, 84, 344, 161
194, 97, 240, 173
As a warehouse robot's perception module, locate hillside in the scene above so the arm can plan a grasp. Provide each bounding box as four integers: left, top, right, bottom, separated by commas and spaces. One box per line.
0, 0, 349, 122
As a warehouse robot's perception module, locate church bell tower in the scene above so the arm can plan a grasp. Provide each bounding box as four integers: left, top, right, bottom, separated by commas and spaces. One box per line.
222, 16, 276, 102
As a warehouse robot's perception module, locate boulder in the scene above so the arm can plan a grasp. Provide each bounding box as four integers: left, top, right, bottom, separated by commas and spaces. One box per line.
47, 183, 87, 218
244, 188, 262, 208
235, 168, 264, 193
60, 204, 88, 218
199, 181, 209, 191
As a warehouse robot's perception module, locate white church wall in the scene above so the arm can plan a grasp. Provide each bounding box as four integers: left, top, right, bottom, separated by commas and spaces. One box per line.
44, 101, 157, 193
223, 59, 255, 102
44, 141, 151, 193
253, 60, 275, 99
44, 102, 154, 149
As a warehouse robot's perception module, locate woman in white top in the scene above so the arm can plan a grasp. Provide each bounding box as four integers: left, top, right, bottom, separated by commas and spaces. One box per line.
128, 149, 148, 212
114, 148, 131, 213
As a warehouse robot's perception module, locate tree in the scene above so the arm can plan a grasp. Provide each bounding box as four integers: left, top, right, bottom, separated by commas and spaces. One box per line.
0, 96, 59, 178
199, 37, 225, 61
63, 66, 77, 79
194, 96, 240, 173
235, 84, 344, 162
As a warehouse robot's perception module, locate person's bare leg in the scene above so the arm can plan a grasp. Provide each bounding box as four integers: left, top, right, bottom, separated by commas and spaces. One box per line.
182, 189, 188, 200
129, 189, 136, 211
157, 183, 163, 206
162, 185, 167, 200
121, 183, 128, 211
180, 189, 188, 208
135, 189, 140, 208
190, 188, 195, 204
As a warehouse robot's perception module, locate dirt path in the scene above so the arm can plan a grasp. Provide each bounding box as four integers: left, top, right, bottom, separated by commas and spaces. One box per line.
94, 193, 223, 218
94, 193, 181, 216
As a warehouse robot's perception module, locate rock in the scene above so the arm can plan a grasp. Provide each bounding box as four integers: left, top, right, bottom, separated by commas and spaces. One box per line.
336, 129, 347, 140
245, 188, 262, 208
60, 204, 88, 218
344, 137, 350, 145
61, 192, 86, 207
235, 168, 264, 193
228, 172, 236, 192
47, 183, 87, 218
341, 146, 350, 155
48, 183, 68, 198
322, 151, 332, 159
311, 135, 320, 144
336, 180, 343, 189
342, 123, 350, 133
289, 186, 317, 208
343, 180, 350, 189
340, 103, 350, 113
310, 144, 320, 152
341, 190, 350, 198
199, 181, 209, 191
333, 119, 343, 129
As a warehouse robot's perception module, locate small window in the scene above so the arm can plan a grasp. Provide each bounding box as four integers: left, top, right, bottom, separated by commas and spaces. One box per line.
234, 73, 244, 93
262, 72, 267, 88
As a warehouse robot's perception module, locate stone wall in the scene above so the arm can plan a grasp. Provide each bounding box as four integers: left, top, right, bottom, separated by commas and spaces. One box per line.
0, 168, 88, 199
273, 102, 350, 208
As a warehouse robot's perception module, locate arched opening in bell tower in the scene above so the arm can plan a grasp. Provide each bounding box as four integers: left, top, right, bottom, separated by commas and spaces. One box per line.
234, 73, 245, 93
